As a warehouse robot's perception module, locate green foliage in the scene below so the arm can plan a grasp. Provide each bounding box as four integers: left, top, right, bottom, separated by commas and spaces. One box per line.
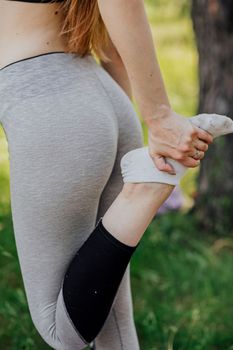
143, 0, 197, 118
132, 212, 233, 349
146, 0, 191, 17
0, 128, 10, 216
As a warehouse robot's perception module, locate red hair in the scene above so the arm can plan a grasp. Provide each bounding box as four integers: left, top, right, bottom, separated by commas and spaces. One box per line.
59, 0, 111, 62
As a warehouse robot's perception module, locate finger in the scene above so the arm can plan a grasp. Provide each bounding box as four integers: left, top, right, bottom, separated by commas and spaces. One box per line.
196, 127, 213, 144
192, 150, 205, 160
193, 139, 209, 152
153, 155, 176, 175
180, 156, 201, 168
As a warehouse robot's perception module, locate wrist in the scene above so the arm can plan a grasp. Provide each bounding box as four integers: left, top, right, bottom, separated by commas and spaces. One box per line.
142, 104, 172, 127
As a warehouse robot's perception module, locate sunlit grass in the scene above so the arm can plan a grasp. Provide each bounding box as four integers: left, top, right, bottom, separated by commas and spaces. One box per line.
0, 128, 10, 215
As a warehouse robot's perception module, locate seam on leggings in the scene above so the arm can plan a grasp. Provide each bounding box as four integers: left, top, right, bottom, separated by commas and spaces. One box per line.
60, 284, 89, 345
113, 307, 124, 350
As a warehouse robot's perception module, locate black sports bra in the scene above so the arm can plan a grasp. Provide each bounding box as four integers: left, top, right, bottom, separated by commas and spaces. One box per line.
9, 0, 63, 2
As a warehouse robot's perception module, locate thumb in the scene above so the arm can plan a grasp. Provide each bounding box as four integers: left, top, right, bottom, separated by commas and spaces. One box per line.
152, 154, 176, 175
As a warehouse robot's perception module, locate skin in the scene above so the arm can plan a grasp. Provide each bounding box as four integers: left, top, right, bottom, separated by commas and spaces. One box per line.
102, 182, 175, 246
0, 1, 207, 245
0, 1, 67, 67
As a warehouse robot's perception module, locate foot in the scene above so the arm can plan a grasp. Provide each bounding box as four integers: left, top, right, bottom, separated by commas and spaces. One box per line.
120, 113, 233, 185
190, 113, 233, 138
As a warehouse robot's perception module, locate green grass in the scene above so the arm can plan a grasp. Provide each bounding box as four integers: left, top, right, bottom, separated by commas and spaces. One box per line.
0, 211, 52, 350
132, 214, 233, 350
1, 1, 233, 349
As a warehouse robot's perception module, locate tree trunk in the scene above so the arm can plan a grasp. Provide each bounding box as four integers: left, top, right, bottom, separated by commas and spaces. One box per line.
191, 0, 233, 234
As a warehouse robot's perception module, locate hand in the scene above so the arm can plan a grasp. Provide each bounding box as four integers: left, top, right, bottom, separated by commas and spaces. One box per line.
145, 107, 213, 174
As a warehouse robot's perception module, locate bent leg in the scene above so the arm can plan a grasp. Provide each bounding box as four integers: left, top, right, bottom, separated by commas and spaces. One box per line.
92, 82, 144, 349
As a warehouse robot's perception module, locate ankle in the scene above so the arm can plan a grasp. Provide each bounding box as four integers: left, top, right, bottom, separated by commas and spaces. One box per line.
122, 182, 174, 200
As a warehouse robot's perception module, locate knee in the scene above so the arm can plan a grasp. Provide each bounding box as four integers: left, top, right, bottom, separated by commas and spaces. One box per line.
28, 299, 87, 350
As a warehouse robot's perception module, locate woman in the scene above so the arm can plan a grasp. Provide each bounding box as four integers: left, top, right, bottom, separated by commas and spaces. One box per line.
1, 1, 232, 349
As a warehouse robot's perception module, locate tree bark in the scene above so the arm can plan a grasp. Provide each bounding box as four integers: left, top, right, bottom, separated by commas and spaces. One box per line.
191, 0, 233, 234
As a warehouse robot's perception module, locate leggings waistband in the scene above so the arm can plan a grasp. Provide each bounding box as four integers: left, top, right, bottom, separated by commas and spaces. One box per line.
0, 51, 72, 72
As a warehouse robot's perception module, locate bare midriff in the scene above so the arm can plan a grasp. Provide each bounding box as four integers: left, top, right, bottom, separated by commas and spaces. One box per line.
0, 1, 68, 69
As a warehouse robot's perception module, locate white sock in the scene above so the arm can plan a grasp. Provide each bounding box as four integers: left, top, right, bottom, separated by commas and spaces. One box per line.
120, 113, 233, 185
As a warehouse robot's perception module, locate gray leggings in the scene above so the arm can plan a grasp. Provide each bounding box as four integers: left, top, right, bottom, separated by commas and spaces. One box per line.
0, 52, 144, 349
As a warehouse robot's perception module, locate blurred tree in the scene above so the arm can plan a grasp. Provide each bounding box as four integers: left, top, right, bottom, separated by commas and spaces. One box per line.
191, 0, 233, 234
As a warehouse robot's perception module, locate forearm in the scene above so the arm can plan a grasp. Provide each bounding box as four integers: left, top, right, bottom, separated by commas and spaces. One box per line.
97, 0, 171, 124
99, 38, 132, 100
